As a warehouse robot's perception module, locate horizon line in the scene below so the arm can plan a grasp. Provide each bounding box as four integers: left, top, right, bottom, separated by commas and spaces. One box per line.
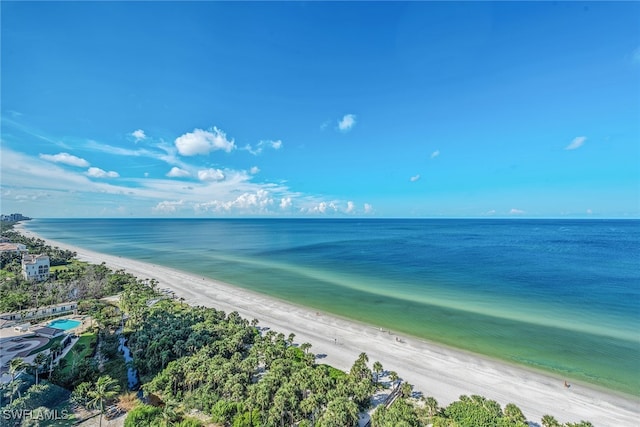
20, 216, 640, 221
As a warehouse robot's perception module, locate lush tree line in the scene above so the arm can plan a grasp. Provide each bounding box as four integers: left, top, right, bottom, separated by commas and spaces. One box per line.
0, 228, 170, 316
370, 392, 594, 427
1, 228, 76, 268
0, 255, 139, 312
121, 283, 375, 426
120, 281, 594, 427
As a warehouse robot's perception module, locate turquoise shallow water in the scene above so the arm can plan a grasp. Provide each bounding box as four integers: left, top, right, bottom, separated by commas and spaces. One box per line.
48, 318, 81, 331
25, 218, 640, 395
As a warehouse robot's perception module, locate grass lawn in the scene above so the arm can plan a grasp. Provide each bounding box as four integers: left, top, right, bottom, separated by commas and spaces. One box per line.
58, 332, 97, 377
50, 259, 88, 273
0, 269, 16, 280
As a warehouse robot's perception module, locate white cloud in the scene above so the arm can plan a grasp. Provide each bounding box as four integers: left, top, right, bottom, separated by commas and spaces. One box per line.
197, 168, 225, 181
302, 201, 335, 214
152, 200, 184, 213
86, 167, 119, 178
87, 140, 150, 157
195, 189, 274, 213
509, 208, 525, 215
1, 147, 300, 217
565, 136, 586, 150
309, 201, 340, 214
233, 190, 273, 210
338, 114, 356, 132
280, 197, 292, 209
245, 139, 283, 156
297, 199, 366, 215
410, 174, 421, 182
175, 127, 236, 156
166, 167, 190, 178
270, 140, 283, 150
250, 166, 260, 175
39, 152, 90, 167
346, 201, 355, 213
320, 120, 331, 130
132, 129, 146, 142
87, 140, 192, 175
586, 208, 593, 215
485, 209, 496, 215
430, 150, 440, 159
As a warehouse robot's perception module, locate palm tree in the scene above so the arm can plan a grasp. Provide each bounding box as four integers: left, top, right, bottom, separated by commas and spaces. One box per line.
423, 396, 439, 418
9, 357, 27, 385
287, 333, 296, 346
8, 378, 23, 404
33, 353, 48, 385
88, 375, 121, 427
541, 414, 561, 427
504, 403, 526, 424
49, 340, 63, 360
300, 342, 312, 354
70, 346, 81, 375
48, 341, 62, 376
318, 396, 359, 427
160, 401, 179, 427
388, 371, 399, 387
400, 382, 413, 398
8, 357, 27, 404
372, 361, 383, 386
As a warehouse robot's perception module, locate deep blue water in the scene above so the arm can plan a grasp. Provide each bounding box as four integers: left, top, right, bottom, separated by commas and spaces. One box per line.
24, 218, 640, 395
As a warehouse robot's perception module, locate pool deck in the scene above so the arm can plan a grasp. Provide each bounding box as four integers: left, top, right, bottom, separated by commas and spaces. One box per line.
48, 319, 82, 330
0, 314, 92, 384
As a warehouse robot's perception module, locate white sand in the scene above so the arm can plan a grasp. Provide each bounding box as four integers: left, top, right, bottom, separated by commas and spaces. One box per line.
17, 225, 640, 426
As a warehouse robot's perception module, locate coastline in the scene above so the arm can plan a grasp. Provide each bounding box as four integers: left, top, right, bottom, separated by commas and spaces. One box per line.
16, 224, 640, 426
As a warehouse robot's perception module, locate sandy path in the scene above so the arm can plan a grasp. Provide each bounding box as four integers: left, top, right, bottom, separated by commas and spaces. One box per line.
17, 225, 640, 426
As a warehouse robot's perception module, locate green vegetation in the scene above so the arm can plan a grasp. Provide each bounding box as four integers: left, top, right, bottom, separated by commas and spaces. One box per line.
0, 221, 19, 234
52, 332, 98, 389
1, 225, 140, 312
1, 379, 74, 425
123, 404, 163, 427
118, 280, 376, 426
0, 262, 137, 312
0, 229, 76, 268
71, 375, 122, 427
369, 394, 595, 427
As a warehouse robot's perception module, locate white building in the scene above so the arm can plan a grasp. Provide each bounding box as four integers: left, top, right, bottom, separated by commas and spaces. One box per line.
22, 254, 50, 282
0, 242, 28, 255
0, 301, 78, 325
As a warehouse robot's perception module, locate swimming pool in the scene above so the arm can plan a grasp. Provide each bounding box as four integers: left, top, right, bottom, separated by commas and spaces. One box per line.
48, 318, 81, 331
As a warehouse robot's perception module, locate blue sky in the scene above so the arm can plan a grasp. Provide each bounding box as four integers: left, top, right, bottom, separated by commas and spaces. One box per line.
1, 1, 638, 218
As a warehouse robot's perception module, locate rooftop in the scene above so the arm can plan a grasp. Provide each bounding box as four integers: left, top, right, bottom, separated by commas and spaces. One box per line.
22, 253, 49, 264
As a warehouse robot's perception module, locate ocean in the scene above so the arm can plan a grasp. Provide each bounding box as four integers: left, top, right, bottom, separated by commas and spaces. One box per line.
24, 218, 640, 396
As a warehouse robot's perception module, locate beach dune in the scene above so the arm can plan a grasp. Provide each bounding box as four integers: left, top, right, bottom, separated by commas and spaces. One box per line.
17, 226, 640, 426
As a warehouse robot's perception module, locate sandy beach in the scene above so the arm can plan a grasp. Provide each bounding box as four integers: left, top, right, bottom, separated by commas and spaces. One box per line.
17, 225, 639, 426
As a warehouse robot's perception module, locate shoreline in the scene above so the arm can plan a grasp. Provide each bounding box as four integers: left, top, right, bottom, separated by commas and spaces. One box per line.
15, 224, 640, 426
